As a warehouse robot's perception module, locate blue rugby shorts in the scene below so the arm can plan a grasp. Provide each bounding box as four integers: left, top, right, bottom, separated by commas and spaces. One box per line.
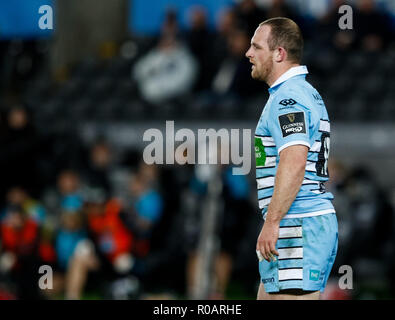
258, 213, 338, 293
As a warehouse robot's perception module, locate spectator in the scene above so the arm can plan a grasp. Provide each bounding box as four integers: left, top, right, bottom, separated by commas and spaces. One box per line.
121, 166, 163, 259
326, 163, 394, 298
325, 159, 353, 270
317, 0, 356, 51
64, 187, 134, 299
265, 0, 296, 20
213, 165, 252, 299
234, 0, 267, 37
82, 139, 113, 195
204, 26, 263, 107
42, 169, 84, 217
0, 204, 54, 299
55, 197, 88, 272
211, 8, 238, 73
0, 106, 40, 203
38, 196, 88, 299
354, 0, 391, 51
185, 6, 216, 92
84, 189, 133, 268
342, 167, 393, 264
136, 161, 161, 190
184, 163, 252, 299
133, 12, 197, 105
161, 8, 180, 39
5, 187, 46, 225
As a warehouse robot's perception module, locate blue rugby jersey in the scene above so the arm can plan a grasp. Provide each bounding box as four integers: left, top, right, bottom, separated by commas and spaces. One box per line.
255, 65, 335, 219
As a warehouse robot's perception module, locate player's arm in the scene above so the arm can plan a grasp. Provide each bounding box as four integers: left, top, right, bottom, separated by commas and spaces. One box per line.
267, 145, 308, 223
256, 145, 308, 261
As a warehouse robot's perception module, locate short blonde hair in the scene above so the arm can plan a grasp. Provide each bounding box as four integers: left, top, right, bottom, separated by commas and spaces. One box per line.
259, 17, 304, 64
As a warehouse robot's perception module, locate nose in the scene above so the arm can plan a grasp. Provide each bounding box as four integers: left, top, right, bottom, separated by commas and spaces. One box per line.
245, 47, 252, 59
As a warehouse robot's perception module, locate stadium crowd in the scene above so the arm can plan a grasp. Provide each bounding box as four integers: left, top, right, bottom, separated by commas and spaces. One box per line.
0, 106, 256, 299
129, 0, 395, 114
0, 0, 395, 299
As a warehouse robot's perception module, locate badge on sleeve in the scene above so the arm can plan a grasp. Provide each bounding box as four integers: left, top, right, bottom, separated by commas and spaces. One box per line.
278, 112, 306, 137
254, 137, 266, 167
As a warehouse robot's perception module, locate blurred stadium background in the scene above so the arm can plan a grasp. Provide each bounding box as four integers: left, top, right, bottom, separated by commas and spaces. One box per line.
0, 0, 395, 300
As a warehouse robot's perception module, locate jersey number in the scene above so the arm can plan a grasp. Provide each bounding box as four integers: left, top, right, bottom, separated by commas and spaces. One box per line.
316, 133, 330, 177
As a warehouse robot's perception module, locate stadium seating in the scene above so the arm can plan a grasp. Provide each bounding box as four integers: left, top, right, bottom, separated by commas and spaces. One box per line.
20, 45, 395, 133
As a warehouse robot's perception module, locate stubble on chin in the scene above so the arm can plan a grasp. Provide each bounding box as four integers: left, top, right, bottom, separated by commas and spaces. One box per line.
252, 69, 265, 82
251, 67, 262, 81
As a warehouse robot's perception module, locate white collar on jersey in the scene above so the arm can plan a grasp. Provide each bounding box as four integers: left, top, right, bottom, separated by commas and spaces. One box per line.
270, 65, 309, 89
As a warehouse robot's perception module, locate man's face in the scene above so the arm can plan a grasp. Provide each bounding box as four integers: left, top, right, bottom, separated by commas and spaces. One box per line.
245, 25, 274, 83
58, 171, 79, 195
6, 210, 24, 230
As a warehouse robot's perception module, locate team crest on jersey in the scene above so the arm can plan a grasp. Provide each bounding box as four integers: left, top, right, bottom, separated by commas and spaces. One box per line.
279, 99, 296, 106
278, 112, 306, 137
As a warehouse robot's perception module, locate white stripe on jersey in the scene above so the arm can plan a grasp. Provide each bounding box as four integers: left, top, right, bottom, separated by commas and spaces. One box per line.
283, 209, 336, 219
306, 161, 317, 172
278, 247, 303, 260
279, 226, 302, 238
279, 268, 303, 281
257, 177, 320, 190
263, 209, 336, 220
258, 159, 316, 172
310, 141, 321, 152
319, 120, 330, 133
301, 179, 320, 186
259, 197, 271, 208
257, 176, 275, 190
278, 140, 310, 154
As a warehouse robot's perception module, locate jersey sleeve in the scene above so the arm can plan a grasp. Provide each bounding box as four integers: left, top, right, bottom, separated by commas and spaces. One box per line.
267, 94, 311, 154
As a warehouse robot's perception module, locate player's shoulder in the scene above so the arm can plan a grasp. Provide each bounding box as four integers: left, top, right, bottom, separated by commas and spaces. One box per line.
272, 77, 322, 112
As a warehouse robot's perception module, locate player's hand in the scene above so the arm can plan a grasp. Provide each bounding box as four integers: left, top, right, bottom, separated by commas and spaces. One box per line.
256, 220, 280, 262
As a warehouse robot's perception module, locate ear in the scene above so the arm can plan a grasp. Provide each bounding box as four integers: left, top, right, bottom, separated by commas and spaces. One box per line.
275, 47, 287, 63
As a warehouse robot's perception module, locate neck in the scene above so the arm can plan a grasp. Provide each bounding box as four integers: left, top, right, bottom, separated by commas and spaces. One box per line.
266, 63, 300, 87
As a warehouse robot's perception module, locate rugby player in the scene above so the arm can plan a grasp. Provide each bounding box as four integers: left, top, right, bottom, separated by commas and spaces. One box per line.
246, 17, 338, 300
